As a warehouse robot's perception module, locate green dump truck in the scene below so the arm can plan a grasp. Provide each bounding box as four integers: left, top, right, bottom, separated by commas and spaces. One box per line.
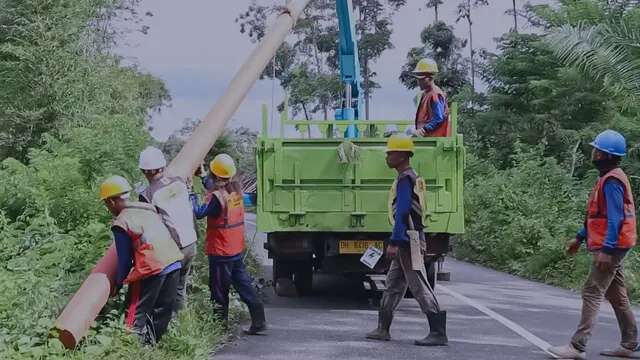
256, 105, 465, 296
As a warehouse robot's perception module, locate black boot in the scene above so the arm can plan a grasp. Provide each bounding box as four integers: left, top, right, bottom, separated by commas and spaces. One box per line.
415, 311, 448, 346
365, 311, 393, 341
244, 303, 267, 335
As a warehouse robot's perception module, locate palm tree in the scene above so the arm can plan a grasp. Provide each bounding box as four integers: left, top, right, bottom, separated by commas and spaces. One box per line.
426, 0, 444, 23
547, 21, 640, 105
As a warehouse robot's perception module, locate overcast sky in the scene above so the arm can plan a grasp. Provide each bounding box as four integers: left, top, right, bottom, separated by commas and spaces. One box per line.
116, 0, 550, 141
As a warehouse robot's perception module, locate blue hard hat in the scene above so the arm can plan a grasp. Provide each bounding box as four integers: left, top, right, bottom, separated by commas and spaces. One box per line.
590, 129, 626, 156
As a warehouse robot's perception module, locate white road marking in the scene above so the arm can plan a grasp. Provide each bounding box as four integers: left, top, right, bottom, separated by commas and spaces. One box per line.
439, 285, 559, 359
243, 217, 556, 356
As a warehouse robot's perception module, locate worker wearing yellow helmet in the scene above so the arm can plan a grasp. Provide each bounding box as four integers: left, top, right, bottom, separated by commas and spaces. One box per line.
366, 135, 448, 346
412, 58, 450, 137
100, 175, 183, 345
189, 154, 267, 335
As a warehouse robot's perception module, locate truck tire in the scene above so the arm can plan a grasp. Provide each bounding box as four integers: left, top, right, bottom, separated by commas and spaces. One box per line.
273, 259, 295, 297
293, 261, 313, 296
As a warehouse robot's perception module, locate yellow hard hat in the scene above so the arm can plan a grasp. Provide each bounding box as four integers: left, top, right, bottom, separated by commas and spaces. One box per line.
385, 135, 415, 153
412, 58, 439, 76
100, 175, 132, 200
210, 154, 237, 179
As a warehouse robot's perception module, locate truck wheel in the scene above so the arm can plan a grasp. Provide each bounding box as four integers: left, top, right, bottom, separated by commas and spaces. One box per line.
293, 261, 313, 296
273, 259, 292, 281
273, 259, 295, 297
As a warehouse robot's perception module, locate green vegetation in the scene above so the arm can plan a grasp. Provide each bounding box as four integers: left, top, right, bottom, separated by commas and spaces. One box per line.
1, 0, 640, 357
456, 0, 640, 298
0, 0, 234, 358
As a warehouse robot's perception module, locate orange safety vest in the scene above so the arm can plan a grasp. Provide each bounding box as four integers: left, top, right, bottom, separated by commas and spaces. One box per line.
205, 189, 245, 256
112, 202, 184, 284
415, 85, 450, 137
586, 168, 637, 251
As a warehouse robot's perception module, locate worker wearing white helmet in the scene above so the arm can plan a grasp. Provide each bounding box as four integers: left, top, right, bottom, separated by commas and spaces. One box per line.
412, 58, 450, 137
189, 154, 267, 335
138, 146, 198, 315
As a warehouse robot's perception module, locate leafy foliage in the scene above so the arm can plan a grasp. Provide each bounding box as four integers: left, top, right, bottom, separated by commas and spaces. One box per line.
237, 0, 406, 120
547, 12, 640, 106
458, 146, 588, 285
0, 0, 229, 358
457, 0, 640, 299
399, 21, 469, 97
0, 0, 168, 161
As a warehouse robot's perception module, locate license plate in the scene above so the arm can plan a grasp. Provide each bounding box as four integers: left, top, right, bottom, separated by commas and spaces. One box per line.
339, 240, 384, 254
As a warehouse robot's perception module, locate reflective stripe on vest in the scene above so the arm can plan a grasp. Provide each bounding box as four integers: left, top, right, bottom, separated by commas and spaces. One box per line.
205, 189, 245, 256
112, 202, 184, 284
586, 168, 637, 250
143, 176, 198, 248
388, 168, 426, 230
415, 85, 451, 137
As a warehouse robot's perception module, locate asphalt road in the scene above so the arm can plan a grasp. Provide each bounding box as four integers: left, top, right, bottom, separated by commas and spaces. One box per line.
213, 214, 637, 359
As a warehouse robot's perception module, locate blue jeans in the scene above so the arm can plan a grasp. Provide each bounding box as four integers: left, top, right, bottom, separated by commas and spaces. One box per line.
208, 256, 260, 308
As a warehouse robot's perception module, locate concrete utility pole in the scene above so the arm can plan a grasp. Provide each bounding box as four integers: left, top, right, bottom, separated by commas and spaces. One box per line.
54, 0, 314, 348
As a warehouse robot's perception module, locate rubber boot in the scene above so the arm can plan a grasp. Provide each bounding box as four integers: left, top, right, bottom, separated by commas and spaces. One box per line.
244, 303, 267, 335
415, 311, 448, 346
366, 311, 392, 341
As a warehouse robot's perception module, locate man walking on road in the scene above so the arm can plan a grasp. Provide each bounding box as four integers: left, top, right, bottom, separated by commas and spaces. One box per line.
190, 154, 267, 335
138, 146, 199, 315
366, 135, 448, 346
549, 130, 639, 359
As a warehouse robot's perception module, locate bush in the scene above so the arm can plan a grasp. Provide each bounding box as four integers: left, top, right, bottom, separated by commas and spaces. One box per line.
0, 119, 232, 359
457, 145, 591, 288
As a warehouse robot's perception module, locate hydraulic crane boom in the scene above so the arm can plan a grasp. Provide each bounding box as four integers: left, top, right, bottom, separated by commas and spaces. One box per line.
335, 0, 362, 138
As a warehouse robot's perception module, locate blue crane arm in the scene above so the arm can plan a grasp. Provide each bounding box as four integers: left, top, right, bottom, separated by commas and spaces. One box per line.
335, 0, 362, 137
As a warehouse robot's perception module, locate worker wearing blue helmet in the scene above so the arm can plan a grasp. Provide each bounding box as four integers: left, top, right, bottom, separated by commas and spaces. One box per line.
549, 130, 638, 359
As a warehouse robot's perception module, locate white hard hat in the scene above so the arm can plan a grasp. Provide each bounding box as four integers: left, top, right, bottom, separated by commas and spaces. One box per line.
138, 146, 167, 170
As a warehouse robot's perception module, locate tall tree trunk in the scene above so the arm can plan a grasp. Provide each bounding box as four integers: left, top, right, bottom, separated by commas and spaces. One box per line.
468, 17, 475, 91
302, 103, 311, 138
364, 55, 370, 120
512, 0, 518, 33
435, 4, 439, 23
302, 103, 310, 121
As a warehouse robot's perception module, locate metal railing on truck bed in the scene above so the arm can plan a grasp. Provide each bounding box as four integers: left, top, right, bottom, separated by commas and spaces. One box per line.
256, 103, 465, 235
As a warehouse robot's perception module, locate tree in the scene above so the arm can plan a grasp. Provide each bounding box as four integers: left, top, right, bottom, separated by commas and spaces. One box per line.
456, 0, 489, 91
464, 33, 611, 169
352, 0, 406, 119
547, 20, 640, 106
161, 119, 258, 181
399, 21, 469, 97
237, 0, 406, 120
505, 0, 519, 33
0, 0, 168, 161
426, 0, 444, 23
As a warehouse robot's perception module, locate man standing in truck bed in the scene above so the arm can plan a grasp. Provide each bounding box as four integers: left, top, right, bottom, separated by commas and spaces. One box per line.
366, 135, 448, 346
412, 58, 450, 137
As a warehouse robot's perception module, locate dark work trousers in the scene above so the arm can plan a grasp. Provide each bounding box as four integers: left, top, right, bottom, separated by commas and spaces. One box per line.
125, 269, 180, 345
174, 243, 196, 313
208, 256, 261, 311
